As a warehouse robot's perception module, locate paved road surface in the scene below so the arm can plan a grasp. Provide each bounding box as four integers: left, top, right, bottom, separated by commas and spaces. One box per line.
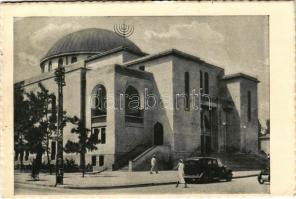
15, 176, 269, 195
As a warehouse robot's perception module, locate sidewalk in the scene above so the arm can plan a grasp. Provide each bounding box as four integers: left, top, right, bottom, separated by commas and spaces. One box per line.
14, 170, 260, 189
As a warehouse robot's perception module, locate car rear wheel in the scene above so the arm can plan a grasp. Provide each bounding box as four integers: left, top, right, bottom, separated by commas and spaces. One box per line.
258, 175, 265, 184
226, 173, 232, 182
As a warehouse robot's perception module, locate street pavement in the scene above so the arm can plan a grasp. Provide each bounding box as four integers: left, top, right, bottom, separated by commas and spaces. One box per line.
15, 176, 269, 195
14, 170, 269, 194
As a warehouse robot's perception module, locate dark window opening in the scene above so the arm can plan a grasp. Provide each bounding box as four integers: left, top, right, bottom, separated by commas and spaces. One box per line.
51, 141, 56, 160
139, 65, 145, 71
71, 56, 77, 63
248, 91, 251, 121
92, 156, 96, 166
204, 115, 211, 130
125, 86, 143, 123
200, 71, 203, 92
51, 95, 57, 122
92, 127, 106, 144
41, 64, 45, 73
99, 155, 104, 166
185, 72, 190, 110
201, 111, 204, 129
91, 85, 107, 118
93, 128, 99, 137
101, 128, 106, 144
48, 61, 52, 72
204, 72, 209, 94
58, 58, 63, 67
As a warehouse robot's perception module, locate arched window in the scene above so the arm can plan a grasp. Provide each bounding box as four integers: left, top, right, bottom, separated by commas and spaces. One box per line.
48, 61, 52, 72
58, 58, 63, 67
125, 86, 143, 123
185, 72, 190, 110
71, 56, 77, 63
41, 63, 45, 73
91, 85, 107, 118
204, 72, 209, 94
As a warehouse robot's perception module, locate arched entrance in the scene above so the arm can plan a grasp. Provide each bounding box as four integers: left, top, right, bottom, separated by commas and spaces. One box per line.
154, 122, 163, 145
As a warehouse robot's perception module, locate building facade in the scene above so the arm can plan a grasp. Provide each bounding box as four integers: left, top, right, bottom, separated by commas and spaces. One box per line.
15, 28, 259, 171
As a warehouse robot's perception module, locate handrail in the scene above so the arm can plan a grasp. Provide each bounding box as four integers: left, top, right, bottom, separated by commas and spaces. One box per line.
114, 144, 150, 169
132, 146, 157, 162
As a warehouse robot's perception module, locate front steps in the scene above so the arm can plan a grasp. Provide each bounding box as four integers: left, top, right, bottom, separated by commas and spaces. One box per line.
129, 145, 171, 171
112, 144, 151, 170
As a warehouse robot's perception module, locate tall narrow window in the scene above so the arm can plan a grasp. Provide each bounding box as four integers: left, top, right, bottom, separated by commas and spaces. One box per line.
200, 71, 203, 93
41, 64, 45, 73
248, 91, 251, 121
93, 128, 99, 139
48, 61, 52, 71
92, 127, 106, 144
51, 95, 57, 122
99, 155, 104, 166
185, 72, 190, 110
58, 58, 63, 67
91, 85, 107, 118
51, 141, 56, 160
204, 72, 209, 94
200, 111, 204, 129
91, 156, 96, 166
71, 56, 77, 63
125, 86, 143, 123
101, 128, 106, 144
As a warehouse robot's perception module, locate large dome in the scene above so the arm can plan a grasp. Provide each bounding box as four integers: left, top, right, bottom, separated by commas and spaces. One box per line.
41, 28, 142, 63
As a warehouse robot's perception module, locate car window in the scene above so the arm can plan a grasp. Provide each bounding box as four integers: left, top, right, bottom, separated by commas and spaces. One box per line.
207, 159, 212, 166
212, 159, 218, 167
217, 158, 223, 167
185, 160, 197, 166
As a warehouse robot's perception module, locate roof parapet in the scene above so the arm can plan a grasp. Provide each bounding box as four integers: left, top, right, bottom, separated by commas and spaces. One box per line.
222, 73, 260, 83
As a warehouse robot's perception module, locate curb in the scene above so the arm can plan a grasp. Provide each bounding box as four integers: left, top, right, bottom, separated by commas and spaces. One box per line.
233, 174, 258, 179
15, 181, 177, 190
15, 173, 259, 190
66, 182, 177, 190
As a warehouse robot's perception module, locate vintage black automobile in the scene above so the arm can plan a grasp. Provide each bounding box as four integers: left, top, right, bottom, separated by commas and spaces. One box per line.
184, 157, 232, 183
258, 168, 270, 184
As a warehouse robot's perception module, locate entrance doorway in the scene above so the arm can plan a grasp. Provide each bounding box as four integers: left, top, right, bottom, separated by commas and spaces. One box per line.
200, 109, 212, 154
154, 122, 163, 145
201, 135, 211, 154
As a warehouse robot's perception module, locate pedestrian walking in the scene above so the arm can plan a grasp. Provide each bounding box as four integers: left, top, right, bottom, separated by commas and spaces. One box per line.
31, 159, 39, 180
150, 155, 159, 174
176, 159, 187, 188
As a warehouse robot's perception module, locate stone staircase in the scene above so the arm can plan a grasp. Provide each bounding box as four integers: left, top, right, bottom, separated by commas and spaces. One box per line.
128, 145, 171, 171
112, 144, 150, 171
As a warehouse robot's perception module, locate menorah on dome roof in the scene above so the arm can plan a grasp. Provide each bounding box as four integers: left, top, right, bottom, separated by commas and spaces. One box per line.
113, 23, 134, 49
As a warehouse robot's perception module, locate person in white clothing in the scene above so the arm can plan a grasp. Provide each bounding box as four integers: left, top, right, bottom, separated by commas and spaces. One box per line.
176, 159, 187, 188
150, 155, 159, 174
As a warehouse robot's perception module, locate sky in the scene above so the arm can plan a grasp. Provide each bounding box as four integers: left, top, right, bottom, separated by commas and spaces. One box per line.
14, 16, 269, 126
